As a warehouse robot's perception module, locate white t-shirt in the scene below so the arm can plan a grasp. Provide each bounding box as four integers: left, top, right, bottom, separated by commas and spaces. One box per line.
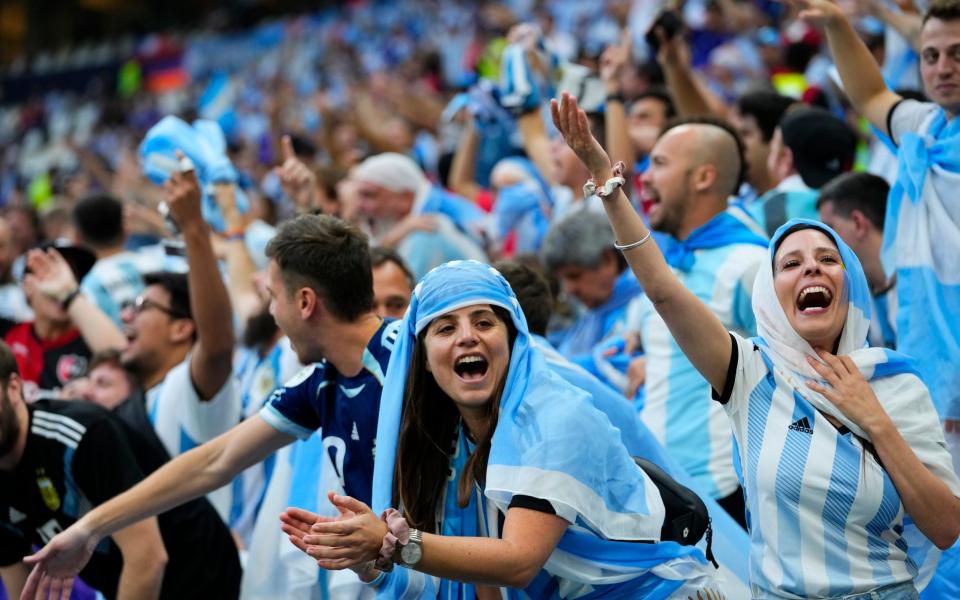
146, 357, 241, 520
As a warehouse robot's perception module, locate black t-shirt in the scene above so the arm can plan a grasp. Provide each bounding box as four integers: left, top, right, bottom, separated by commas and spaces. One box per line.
0, 400, 241, 599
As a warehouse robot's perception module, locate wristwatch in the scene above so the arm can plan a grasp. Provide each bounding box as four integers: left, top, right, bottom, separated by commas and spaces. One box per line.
396, 528, 423, 567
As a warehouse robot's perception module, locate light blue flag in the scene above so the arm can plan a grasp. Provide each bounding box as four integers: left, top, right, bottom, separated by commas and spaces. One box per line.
140, 115, 250, 232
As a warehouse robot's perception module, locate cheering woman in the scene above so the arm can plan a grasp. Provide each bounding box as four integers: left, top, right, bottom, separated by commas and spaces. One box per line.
546, 92, 960, 599
283, 259, 723, 599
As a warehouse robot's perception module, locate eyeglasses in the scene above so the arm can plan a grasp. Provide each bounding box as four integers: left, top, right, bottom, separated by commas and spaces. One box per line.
122, 295, 188, 319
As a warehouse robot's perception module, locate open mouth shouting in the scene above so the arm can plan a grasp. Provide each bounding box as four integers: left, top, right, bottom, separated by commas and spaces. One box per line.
796, 285, 833, 315
454, 354, 490, 382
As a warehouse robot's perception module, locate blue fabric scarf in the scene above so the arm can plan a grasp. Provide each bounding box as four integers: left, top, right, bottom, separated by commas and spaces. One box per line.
557, 268, 641, 357
661, 209, 768, 273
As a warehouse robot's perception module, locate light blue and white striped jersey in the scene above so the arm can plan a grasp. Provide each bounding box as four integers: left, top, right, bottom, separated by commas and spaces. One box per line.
146, 357, 241, 520
80, 250, 165, 325
885, 99, 960, 419
723, 332, 917, 598
628, 242, 766, 500
229, 337, 301, 545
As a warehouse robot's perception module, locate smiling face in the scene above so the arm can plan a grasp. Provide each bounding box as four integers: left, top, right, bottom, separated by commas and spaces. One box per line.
773, 228, 848, 350
422, 304, 511, 416
640, 128, 695, 237
120, 284, 190, 376
920, 17, 960, 114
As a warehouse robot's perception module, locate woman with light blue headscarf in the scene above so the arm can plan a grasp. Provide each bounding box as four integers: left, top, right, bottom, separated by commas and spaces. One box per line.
280, 259, 723, 599
550, 92, 960, 599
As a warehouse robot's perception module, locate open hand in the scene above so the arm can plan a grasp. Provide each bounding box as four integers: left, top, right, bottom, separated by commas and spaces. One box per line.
778, 0, 845, 26
21, 523, 99, 600
805, 350, 890, 435
281, 492, 386, 570
24, 249, 79, 303
550, 92, 611, 177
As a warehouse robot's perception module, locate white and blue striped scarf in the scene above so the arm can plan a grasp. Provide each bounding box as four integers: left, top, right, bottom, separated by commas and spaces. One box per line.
882, 106, 960, 419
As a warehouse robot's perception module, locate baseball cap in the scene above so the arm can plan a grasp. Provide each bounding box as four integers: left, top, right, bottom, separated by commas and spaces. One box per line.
779, 107, 856, 189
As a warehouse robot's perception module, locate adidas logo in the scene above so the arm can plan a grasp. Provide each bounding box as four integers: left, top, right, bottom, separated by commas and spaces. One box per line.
351, 422, 360, 441
788, 417, 813, 434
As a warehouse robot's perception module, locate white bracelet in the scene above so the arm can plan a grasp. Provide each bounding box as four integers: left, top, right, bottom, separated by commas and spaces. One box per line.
613, 230, 652, 252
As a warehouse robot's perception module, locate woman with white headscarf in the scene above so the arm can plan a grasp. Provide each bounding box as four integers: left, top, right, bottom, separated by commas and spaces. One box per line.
549, 92, 960, 600
281, 259, 723, 599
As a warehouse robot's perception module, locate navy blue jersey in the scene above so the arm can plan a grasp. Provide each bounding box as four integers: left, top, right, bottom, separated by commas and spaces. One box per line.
259, 319, 399, 505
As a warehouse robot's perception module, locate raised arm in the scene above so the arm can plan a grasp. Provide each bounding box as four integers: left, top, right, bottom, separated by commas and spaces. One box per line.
21, 417, 293, 597
163, 164, 235, 400
211, 183, 261, 325
24, 249, 127, 354
656, 28, 726, 118
788, 0, 902, 133
600, 32, 638, 183
550, 93, 732, 391
448, 120, 484, 202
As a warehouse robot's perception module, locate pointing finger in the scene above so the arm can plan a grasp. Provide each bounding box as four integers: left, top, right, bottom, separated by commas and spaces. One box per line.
281, 135, 297, 161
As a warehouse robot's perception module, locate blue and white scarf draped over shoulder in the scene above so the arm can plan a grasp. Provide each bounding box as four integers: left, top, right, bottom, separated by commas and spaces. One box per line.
754, 219, 960, 588
372, 260, 711, 598
660, 207, 768, 272
882, 104, 960, 418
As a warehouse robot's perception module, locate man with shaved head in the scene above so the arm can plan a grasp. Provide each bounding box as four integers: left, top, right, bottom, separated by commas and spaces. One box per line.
618, 118, 768, 526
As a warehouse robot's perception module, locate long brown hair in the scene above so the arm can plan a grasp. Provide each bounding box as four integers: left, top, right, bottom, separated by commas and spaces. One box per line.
393, 306, 516, 533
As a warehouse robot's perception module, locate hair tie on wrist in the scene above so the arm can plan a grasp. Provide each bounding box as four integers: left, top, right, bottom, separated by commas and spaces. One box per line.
583, 161, 627, 199
374, 508, 410, 572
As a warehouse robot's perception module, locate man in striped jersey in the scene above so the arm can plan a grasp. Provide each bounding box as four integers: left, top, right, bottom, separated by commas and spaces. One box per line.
624, 117, 768, 527
0, 341, 240, 600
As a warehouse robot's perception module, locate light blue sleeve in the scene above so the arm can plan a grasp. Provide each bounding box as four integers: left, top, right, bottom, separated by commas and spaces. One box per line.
373, 568, 435, 599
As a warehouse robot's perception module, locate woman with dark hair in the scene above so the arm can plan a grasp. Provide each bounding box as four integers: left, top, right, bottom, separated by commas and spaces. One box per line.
548, 92, 960, 599
282, 260, 723, 598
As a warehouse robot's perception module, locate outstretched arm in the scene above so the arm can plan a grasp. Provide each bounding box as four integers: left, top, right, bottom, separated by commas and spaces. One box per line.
21, 417, 293, 598
550, 92, 732, 392
786, 0, 901, 133
163, 163, 235, 400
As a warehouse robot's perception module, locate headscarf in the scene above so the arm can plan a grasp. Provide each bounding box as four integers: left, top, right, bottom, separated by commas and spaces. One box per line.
752, 218, 959, 490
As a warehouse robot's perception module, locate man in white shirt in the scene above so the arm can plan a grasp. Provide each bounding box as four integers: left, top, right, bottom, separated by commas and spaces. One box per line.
119, 171, 240, 519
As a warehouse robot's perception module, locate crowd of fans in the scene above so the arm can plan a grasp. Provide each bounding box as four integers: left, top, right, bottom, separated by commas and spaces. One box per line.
2, 0, 960, 598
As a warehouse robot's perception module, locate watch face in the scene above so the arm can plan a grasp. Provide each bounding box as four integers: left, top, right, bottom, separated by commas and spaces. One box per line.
400, 542, 423, 565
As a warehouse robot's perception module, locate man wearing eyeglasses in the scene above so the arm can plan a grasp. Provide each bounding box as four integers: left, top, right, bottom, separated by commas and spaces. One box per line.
113, 172, 241, 521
